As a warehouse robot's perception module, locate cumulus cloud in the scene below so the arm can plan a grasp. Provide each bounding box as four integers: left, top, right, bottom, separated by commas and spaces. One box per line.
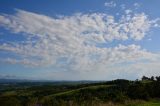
0, 9, 160, 76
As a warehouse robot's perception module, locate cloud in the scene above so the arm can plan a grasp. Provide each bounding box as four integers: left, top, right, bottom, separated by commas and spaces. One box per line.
0, 9, 160, 78
134, 3, 141, 9
0, 10, 154, 42
125, 9, 132, 14
0, 74, 17, 79
104, 1, 116, 8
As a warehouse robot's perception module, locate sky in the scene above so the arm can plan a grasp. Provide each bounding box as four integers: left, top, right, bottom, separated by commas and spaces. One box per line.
0, 0, 160, 80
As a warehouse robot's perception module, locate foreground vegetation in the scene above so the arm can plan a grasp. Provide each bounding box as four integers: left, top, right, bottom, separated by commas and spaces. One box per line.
0, 76, 160, 106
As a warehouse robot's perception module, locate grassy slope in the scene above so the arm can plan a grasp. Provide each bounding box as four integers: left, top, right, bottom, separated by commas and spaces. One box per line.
139, 100, 160, 106
1, 81, 160, 106
97, 100, 160, 106
42, 84, 160, 106
44, 84, 112, 98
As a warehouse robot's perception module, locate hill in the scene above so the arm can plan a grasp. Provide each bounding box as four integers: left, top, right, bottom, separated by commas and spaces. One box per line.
0, 76, 160, 106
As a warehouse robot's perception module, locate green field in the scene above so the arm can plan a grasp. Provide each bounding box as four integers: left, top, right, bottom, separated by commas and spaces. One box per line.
0, 78, 160, 106
138, 100, 160, 106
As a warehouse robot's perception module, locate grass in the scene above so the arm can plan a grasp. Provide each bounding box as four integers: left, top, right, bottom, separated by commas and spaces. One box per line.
138, 100, 160, 106
121, 99, 160, 106
45, 84, 112, 97
39, 84, 160, 106
42, 84, 160, 106
94, 100, 160, 106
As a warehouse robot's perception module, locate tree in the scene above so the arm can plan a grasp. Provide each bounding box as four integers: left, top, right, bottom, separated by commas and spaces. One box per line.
0, 97, 21, 106
156, 76, 160, 81
151, 76, 154, 81
142, 76, 149, 81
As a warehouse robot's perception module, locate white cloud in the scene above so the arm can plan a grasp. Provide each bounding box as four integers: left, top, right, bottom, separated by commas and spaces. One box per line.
104, 1, 116, 8
134, 3, 141, 9
0, 10, 153, 43
125, 9, 132, 14
0, 9, 160, 78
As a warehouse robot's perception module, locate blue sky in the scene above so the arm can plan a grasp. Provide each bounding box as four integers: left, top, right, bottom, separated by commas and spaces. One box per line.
0, 0, 160, 80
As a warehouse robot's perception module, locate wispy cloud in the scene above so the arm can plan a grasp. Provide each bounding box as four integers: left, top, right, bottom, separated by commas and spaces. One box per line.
0, 9, 160, 78
104, 1, 116, 8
